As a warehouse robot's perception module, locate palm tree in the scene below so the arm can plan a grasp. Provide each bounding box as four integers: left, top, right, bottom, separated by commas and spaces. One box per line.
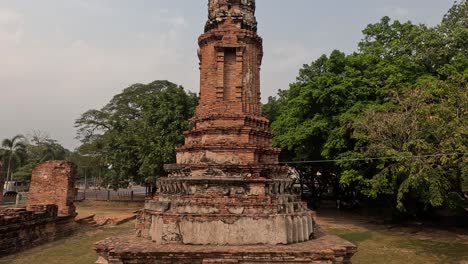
1, 135, 27, 183
0, 157, 5, 198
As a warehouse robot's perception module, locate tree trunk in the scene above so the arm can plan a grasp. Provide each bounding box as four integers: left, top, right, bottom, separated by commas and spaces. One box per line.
455, 166, 462, 193
0, 160, 3, 202
6, 153, 12, 184
0, 179, 4, 203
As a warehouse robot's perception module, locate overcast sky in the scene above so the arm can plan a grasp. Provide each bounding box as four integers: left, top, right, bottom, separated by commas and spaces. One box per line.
0, 0, 454, 149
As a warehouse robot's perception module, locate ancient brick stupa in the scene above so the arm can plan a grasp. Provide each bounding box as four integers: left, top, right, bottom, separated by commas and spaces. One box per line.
96, 1, 356, 263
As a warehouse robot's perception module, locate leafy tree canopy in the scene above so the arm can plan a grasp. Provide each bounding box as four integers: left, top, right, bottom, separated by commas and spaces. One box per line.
0, 131, 70, 182
265, 1, 467, 216
75, 80, 197, 189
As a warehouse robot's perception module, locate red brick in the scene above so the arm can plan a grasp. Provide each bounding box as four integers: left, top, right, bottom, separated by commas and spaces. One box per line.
27, 160, 77, 217
96, 1, 357, 263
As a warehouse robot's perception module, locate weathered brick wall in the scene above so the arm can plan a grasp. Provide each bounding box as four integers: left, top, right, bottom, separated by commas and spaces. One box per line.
196, 24, 263, 117
0, 161, 78, 256
177, 11, 278, 167
0, 205, 77, 256
27, 160, 77, 216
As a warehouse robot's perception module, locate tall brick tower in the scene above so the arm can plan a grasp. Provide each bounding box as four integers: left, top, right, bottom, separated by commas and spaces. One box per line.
139, 0, 317, 246
96, 1, 356, 262
177, 0, 279, 168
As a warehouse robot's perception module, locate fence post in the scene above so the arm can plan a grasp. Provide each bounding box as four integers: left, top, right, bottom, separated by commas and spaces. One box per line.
15, 193, 22, 207
107, 190, 110, 201
131, 191, 134, 201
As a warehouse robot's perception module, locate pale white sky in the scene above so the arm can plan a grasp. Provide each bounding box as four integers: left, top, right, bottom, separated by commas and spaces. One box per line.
0, 0, 454, 149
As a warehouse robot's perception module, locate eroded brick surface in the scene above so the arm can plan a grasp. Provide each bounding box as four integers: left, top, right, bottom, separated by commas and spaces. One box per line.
96, 0, 357, 263
139, 0, 311, 247
0, 205, 77, 256
27, 160, 77, 216
95, 228, 356, 264
0, 160, 78, 256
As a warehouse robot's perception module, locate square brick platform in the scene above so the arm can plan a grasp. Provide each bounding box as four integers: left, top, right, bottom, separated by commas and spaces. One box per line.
95, 227, 356, 264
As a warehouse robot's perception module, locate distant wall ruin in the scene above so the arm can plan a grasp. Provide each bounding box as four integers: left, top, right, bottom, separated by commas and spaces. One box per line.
27, 160, 77, 216
0, 160, 78, 256
0, 205, 76, 256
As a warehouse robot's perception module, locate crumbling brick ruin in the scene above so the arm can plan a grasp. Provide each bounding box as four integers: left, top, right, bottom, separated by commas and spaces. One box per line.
96, 0, 357, 263
0, 205, 76, 256
0, 160, 77, 256
27, 160, 77, 217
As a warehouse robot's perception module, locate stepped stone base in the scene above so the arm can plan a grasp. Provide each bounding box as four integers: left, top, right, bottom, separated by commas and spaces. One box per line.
95, 228, 356, 264
94, 0, 358, 262
139, 172, 316, 246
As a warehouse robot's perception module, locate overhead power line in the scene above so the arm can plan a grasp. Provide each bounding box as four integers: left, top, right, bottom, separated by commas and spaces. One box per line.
278, 153, 468, 165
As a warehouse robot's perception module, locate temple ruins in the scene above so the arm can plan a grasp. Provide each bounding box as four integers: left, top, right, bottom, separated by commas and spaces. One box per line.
0, 160, 77, 256
96, 1, 357, 263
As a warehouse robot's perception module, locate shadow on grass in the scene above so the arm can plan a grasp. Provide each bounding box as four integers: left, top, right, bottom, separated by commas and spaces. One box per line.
328, 228, 468, 264
0, 222, 134, 264
332, 230, 374, 243
401, 239, 468, 262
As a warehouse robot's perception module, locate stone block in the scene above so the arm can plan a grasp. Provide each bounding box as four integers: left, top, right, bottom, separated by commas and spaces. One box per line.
145, 201, 170, 212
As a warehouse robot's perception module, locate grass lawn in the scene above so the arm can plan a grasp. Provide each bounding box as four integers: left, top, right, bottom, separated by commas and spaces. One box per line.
1, 202, 467, 264
0, 222, 134, 264
0, 201, 142, 264
330, 228, 468, 264
318, 210, 468, 264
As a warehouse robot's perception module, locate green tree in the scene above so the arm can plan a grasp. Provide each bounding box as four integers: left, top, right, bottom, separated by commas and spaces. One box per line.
75, 80, 197, 189
266, 1, 467, 215
347, 78, 467, 213
28, 131, 69, 162
263, 94, 287, 123
12, 132, 70, 181
1, 135, 27, 183
0, 150, 5, 198
68, 142, 108, 189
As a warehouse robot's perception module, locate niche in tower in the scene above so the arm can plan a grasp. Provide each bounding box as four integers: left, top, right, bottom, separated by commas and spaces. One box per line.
223, 47, 237, 101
